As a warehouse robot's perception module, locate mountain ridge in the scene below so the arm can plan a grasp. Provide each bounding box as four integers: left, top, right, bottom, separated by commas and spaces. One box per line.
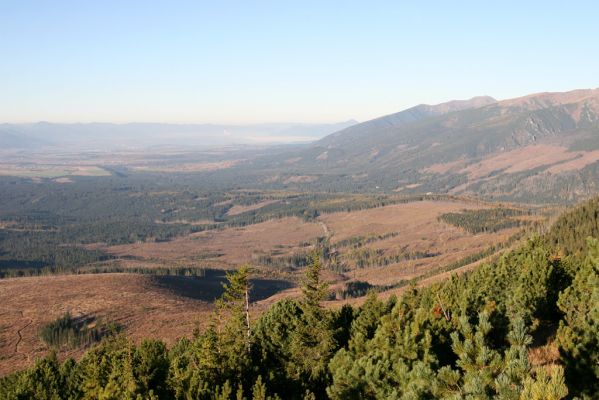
319, 96, 496, 148
248, 88, 599, 203
0, 120, 358, 150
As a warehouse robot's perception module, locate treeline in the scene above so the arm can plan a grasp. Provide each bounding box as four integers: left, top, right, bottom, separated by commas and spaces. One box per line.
0, 265, 209, 279
439, 207, 527, 234
220, 193, 467, 227
252, 252, 311, 270
254, 244, 439, 273
333, 231, 399, 249
0, 231, 113, 271
344, 248, 440, 269
331, 280, 408, 300
545, 196, 599, 256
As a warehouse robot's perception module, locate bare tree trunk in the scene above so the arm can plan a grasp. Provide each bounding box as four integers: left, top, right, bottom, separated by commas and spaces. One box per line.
245, 285, 251, 353
436, 293, 451, 321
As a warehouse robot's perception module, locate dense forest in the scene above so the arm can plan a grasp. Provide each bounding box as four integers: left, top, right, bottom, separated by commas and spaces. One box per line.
1, 196, 598, 399
438, 208, 527, 234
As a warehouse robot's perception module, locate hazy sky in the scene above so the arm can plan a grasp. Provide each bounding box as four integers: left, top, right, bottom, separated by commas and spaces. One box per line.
1, 1, 599, 124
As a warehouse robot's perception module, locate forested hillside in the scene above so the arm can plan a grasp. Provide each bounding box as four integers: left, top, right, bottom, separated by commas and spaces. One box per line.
1, 197, 598, 399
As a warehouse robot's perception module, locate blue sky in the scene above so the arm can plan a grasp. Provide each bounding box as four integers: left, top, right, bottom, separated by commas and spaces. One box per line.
1, 1, 598, 124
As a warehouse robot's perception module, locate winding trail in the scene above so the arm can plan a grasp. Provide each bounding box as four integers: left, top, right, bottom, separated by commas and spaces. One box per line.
8, 310, 32, 355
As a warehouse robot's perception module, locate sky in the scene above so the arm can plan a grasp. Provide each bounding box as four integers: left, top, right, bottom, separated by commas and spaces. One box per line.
1, 0, 599, 124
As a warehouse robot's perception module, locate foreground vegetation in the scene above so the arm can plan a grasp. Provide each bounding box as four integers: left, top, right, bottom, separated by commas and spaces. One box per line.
1, 196, 598, 398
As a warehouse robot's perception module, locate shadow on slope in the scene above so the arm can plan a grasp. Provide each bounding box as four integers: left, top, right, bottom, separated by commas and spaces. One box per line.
150, 269, 293, 302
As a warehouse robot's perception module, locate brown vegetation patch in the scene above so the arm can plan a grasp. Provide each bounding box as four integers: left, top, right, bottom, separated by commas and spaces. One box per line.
53, 177, 74, 183
320, 200, 481, 242
462, 145, 576, 179
283, 175, 319, 184
226, 200, 280, 216
0, 164, 110, 178
546, 150, 599, 173
105, 217, 323, 265
285, 157, 302, 164
529, 342, 561, 367
154, 219, 216, 225
423, 159, 468, 174
320, 201, 517, 288
0, 274, 212, 376
349, 227, 517, 288
454, 144, 599, 180
131, 160, 241, 173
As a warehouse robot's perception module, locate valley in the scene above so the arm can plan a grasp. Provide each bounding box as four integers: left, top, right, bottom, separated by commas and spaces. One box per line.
1, 88, 597, 398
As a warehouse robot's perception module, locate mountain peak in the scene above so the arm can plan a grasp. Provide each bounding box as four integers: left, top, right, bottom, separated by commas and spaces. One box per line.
500, 88, 599, 109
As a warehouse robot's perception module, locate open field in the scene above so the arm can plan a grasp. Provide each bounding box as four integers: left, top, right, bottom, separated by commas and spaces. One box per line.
105, 216, 324, 266
320, 200, 519, 284
102, 200, 514, 279
0, 271, 289, 376
0, 274, 209, 375
0, 164, 110, 178
101, 199, 524, 293
130, 160, 243, 173
226, 200, 280, 216
322, 200, 481, 241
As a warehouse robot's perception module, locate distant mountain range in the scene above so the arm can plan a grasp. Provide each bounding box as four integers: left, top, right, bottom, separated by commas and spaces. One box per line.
245, 88, 599, 203
0, 120, 358, 150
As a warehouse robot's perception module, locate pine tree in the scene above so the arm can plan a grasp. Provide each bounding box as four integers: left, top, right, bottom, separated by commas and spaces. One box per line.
288, 251, 336, 394
215, 265, 253, 356
435, 313, 508, 399
520, 366, 568, 400
328, 291, 437, 399
198, 265, 254, 393
252, 299, 303, 395
556, 237, 599, 397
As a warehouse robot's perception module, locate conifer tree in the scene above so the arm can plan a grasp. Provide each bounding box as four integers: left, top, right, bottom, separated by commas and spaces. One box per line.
252, 299, 303, 395
520, 366, 568, 400
288, 251, 336, 393
206, 265, 254, 391
556, 237, 599, 397
215, 265, 253, 356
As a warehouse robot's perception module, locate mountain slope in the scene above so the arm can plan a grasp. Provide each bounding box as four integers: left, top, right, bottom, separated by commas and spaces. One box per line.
318, 96, 496, 152
250, 89, 599, 203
